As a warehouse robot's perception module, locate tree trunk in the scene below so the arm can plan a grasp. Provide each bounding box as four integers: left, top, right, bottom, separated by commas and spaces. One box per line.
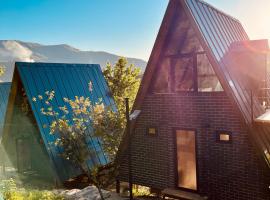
97, 184, 105, 200
79, 164, 105, 200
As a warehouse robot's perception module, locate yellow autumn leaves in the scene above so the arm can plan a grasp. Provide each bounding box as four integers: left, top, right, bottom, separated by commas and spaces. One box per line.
32, 89, 106, 136
0, 65, 5, 77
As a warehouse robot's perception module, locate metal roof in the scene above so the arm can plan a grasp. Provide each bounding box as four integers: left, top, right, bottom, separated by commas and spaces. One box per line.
184, 0, 270, 164
185, 0, 258, 122
0, 82, 11, 137
120, 0, 270, 166
15, 62, 115, 181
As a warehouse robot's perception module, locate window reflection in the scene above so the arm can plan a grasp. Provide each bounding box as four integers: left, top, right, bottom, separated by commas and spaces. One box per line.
197, 54, 223, 92
152, 53, 223, 93
165, 9, 190, 56
153, 58, 170, 93
175, 58, 195, 92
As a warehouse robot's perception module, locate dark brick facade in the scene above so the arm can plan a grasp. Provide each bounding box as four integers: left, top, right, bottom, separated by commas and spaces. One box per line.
119, 92, 270, 200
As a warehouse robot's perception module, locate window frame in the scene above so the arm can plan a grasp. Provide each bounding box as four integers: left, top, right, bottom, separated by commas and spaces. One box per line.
146, 126, 158, 136
171, 53, 198, 93
216, 130, 232, 143
151, 51, 224, 94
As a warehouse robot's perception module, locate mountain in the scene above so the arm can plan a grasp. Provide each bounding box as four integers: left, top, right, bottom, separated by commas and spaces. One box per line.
0, 40, 147, 82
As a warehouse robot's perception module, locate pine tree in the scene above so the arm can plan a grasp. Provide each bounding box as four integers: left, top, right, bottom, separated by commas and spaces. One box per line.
103, 57, 141, 116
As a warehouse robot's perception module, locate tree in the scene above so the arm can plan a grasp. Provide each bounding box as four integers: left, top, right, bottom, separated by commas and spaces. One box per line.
35, 58, 141, 198
0, 65, 5, 77
34, 89, 108, 199
96, 57, 141, 160
103, 57, 141, 116
92, 58, 141, 194
95, 57, 141, 162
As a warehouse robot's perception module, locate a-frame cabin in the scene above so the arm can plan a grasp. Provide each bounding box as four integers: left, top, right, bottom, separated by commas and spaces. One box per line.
2, 62, 114, 183
118, 0, 270, 199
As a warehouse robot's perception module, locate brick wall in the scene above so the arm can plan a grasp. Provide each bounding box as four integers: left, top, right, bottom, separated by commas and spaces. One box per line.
119, 92, 270, 200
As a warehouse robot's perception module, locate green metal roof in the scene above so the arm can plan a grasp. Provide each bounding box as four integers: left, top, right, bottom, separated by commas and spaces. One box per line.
15, 62, 115, 181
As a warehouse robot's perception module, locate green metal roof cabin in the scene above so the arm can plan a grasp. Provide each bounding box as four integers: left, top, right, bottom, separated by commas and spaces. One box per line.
117, 0, 270, 199
2, 62, 115, 184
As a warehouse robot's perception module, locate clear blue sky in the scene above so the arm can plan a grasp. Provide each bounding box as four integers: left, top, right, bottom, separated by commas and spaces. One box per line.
0, 0, 168, 60
0, 0, 269, 60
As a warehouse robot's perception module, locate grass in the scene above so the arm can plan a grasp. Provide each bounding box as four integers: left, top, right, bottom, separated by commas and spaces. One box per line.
3, 190, 64, 200
133, 185, 151, 197
0, 178, 65, 200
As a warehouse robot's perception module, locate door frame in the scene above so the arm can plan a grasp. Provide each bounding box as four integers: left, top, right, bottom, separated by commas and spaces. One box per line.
16, 136, 32, 173
173, 128, 200, 192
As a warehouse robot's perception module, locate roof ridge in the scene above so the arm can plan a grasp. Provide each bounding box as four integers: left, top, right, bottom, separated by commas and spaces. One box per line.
191, 0, 241, 24
15, 62, 100, 67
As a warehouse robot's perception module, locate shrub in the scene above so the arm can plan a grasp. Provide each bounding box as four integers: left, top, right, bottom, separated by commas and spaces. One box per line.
0, 179, 64, 200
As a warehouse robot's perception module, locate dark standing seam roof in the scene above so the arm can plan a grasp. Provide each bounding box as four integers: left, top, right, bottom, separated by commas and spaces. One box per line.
184, 0, 270, 165
15, 62, 115, 181
185, 0, 261, 123
0, 82, 11, 137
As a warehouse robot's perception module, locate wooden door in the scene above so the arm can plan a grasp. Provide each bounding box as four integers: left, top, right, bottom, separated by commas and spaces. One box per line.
16, 138, 31, 172
176, 130, 197, 190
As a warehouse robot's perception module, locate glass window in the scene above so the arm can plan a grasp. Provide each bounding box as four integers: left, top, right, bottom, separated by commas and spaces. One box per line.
174, 57, 195, 92
220, 134, 230, 141
165, 3, 203, 56
180, 27, 203, 54
152, 58, 170, 93
216, 131, 232, 143
152, 54, 224, 93
147, 127, 157, 136
165, 11, 190, 56
197, 54, 223, 92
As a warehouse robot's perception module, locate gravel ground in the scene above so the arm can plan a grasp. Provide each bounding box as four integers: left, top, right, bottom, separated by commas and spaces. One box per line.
56, 186, 164, 200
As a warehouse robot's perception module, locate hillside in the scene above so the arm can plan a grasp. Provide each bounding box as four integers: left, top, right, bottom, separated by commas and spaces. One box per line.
0, 40, 147, 82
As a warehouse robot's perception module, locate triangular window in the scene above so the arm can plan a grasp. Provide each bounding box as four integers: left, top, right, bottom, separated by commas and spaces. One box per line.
151, 2, 223, 93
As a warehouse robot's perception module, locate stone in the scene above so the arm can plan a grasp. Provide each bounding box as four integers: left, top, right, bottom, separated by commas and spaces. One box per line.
59, 185, 117, 200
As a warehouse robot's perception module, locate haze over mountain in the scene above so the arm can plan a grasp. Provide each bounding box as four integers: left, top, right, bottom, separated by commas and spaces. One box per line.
0, 40, 147, 82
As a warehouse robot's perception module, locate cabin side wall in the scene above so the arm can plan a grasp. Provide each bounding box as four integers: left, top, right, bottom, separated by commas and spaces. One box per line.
119, 92, 270, 200
2, 76, 55, 183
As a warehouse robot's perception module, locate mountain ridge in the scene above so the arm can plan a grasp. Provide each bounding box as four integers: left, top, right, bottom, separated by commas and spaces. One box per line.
0, 40, 147, 82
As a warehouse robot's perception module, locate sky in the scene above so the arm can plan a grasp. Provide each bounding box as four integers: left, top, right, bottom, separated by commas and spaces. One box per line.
0, 0, 270, 61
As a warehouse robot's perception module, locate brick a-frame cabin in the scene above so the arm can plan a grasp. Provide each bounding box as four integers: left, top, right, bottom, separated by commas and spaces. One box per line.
118, 0, 270, 199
